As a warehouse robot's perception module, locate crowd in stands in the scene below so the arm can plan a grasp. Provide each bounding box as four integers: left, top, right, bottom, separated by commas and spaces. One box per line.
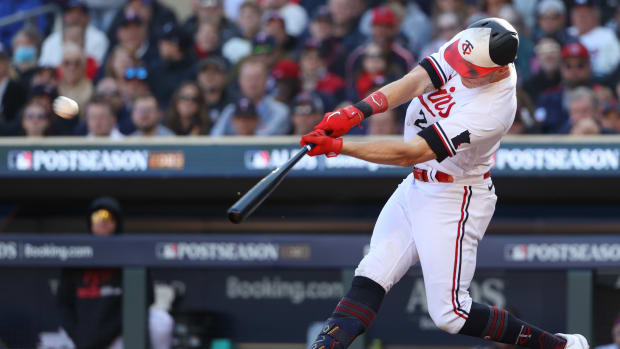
0, 0, 619, 138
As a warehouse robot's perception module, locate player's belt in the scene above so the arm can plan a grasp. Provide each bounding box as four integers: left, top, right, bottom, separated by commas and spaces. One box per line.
413, 168, 490, 183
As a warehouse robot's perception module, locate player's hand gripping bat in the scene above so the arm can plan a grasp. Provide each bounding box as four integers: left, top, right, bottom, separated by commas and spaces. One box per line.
227, 143, 313, 224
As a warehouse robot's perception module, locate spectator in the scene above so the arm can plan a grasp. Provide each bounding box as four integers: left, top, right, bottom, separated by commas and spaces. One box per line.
58, 43, 93, 119
62, 24, 99, 80
509, 89, 539, 134
568, 0, 620, 77
113, 12, 158, 69
523, 38, 563, 102
39, 0, 109, 67
221, 1, 261, 64
498, 5, 535, 81
0, 47, 28, 127
291, 91, 324, 135
534, 0, 578, 44
271, 59, 301, 106
30, 66, 58, 88
595, 314, 620, 349
299, 39, 345, 104
346, 6, 414, 97
120, 66, 151, 113
367, 109, 401, 135
19, 101, 52, 137
94, 77, 134, 135
231, 97, 260, 135
261, 0, 309, 38
85, 95, 123, 138
211, 58, 290, 135
559, 86, 602, 134
166, 81, 211, 135
11, 26, 42, 88
107, 0, 177, 49
103, 46, 139, 84
0, 0, 50, 52
131, 94, 174, 137
183, 0, 238, 43
304, 6, 346, 77
264, 13, 297, 54
328, 0, 365, 47
420, 11, 462, 63
602, 105, 620, 133
308, 6, 333, 44
535, 42, 596, 133
194, 22, 222, 61
353, 43, 398, 100
250, 32, 282, 69
84, 0, 126, 32
57, 196, 174, 349
196, 57, 234, 124
148, 25, 196, 107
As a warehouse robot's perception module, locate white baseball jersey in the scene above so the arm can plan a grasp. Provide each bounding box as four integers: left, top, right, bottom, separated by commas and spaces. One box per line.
405, 40, 517, 179
354, 41, 517, 334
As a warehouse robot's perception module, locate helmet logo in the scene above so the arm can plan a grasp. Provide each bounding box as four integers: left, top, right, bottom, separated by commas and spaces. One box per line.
461, 40, 474, 55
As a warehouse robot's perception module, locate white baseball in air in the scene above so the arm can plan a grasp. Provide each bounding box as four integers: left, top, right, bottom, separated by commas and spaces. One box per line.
53, 96, 79, 119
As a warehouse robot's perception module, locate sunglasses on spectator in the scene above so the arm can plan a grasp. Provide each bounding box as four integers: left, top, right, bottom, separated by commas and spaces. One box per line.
63, 59, 82, 67
563, 62, 587, 69
124, 67, 148, 80
179, 94, 199, 102
24, 113, 47, 120
99, 89, 120, 97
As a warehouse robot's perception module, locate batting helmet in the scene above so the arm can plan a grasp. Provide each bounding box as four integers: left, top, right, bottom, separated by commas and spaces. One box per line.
444, 17, 519, 78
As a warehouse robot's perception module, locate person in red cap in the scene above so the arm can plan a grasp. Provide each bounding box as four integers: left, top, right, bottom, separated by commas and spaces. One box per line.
302, 17, 589, 349
345, 6, 414, 100
271, 59, 301, 106
534, 41, 598, 133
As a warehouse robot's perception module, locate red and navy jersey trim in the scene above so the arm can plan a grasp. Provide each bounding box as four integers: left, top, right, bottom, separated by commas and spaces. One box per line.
429, 56, 447, 85
417, 122, 456, 162
420, 57, 444, 89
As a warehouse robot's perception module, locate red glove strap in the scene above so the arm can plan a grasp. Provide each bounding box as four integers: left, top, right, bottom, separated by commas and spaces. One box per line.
362, 91, 388, 114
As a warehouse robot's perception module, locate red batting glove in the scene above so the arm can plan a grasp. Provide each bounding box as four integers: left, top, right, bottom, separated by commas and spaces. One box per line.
300, 129, 343, 157
313, 105, 364, 138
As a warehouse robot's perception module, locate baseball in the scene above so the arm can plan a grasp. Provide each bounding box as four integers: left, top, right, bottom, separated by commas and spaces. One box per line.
53, 96, 79, 119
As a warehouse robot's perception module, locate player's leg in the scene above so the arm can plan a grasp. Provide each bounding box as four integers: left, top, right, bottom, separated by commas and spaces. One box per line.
148, 309, 174, 349
409, 183, 587, 349
311, 178, 419, 349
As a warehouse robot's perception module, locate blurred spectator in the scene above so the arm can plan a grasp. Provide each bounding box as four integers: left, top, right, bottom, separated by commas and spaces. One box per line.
84, 0, 126, 32
196, 57, 234, 124
221, 1, 261, 64
420, 11, 462, 61
523, 38, 563, 103
62, 24, 100, 79
509, 88, 539, 134
148, 25, 196, 107
103, 46, 139, 83
432, 0, 469, 23
346, 6, 414, 98
354, 43, 391, 99
595, 314, 620, 349
27, 83, 78, 136
211, 58, 290, 135
272, 59, 301, 106
305, 5, 346, 76
58, 196, 174, 349
184, 0, 238, 43
250, 32, 281, 69
291, 91, 324, 135
480, 0, 513, 18
308, 5, 333, 43
131, 94, 174, 137
19, 100, 52, 137
0, 47, 27, 127
194, 22, 222, 60
261, 0, 309, 38
166, 81, 211, 135
560, 86, 602, 134
107, 0, 177, 50
359, 0, 431, 57
58, 43, 93, 119
11, 26, 42, 88
113, 12, 158, 69
0, 0, 50, 52
299, 39, 345, 103
367, 109, 401, 135
264, 13, 297, 54
231, 97, 260, 135
534, 0, 578, 44
39, 1, 109, 67
535, 42, 596, 133
327, 0, 365, 52
568, 0, 620, 77
498, 5, 535, 81
120, 66, 151, 114
85, 95, 123, 138
94, 77, 135, 135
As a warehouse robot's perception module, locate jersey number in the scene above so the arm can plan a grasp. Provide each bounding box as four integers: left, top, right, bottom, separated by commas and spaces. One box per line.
414, 110, 428, 129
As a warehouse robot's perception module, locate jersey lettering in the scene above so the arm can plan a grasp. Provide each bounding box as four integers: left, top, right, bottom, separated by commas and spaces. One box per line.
414, 110, 428, 129
427, 87, 456, 118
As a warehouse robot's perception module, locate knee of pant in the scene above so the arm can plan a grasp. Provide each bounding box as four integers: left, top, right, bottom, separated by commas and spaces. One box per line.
428, 310, 462, 334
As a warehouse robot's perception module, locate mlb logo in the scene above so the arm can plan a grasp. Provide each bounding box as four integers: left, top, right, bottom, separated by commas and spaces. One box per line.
244, 150, 271, 169
505, 244, 527, 261
8, 151, 33, 171
157, 243, 178, 259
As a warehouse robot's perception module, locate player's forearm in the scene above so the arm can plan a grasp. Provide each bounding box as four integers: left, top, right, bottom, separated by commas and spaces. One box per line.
340, 138, 434, 167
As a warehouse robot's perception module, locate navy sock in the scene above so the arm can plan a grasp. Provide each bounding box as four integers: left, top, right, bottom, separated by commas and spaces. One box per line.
459, 302, 567, 349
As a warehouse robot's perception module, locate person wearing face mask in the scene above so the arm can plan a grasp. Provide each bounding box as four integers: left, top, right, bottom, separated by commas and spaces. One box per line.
11, 27, 41, 88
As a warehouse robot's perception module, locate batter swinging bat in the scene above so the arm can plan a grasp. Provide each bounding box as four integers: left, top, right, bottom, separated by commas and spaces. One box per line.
227, 144, 313, 224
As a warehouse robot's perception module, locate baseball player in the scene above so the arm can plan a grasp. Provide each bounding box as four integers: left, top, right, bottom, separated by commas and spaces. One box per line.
301, 18, 589, 349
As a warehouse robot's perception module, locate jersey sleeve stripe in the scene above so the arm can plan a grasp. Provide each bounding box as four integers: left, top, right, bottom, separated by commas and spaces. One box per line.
435, 123, 457, 155
429, 55, 447, 84
417, 125, 450, 162
420, 58, 444, 89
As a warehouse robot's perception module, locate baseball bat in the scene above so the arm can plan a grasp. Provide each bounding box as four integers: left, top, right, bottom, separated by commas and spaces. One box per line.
227, 144, 313, 224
